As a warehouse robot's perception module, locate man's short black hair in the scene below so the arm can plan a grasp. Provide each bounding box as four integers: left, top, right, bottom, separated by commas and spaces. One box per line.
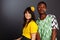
37, 1, 47, 8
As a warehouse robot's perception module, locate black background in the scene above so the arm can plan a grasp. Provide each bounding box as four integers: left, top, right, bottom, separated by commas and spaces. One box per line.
0, 0, 60, 40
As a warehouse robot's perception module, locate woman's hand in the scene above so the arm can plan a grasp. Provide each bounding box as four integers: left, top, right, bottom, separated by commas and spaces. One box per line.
15, 37, 22, 40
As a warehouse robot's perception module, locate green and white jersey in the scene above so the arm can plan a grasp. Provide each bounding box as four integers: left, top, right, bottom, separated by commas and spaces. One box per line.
36, 14, 59, 40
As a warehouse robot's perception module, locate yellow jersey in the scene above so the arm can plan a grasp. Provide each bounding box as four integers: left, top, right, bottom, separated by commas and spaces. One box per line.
22, 20, 38, 39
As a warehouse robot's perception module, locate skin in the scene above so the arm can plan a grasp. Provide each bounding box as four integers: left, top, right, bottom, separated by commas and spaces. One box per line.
37, 3, 57, 40
25, 11, 31, 22
25, 11, 31, 20
36, 32, 41, 40
37, 4, 47, 20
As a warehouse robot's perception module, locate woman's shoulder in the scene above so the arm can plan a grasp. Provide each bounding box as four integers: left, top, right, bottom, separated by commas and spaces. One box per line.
30, 20, 36, 23
29, 20, 37, 25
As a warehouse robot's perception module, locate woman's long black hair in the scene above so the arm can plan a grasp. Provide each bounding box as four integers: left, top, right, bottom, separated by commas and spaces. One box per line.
23, 7, 35, 27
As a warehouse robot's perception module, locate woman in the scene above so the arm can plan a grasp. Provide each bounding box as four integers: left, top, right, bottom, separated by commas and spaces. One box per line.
16, 6, 38, 40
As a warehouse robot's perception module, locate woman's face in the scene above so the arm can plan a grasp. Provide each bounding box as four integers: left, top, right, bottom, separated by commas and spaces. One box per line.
25, 11, 31, 20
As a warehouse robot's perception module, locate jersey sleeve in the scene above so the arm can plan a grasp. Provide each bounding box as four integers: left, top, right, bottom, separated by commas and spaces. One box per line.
30, 21, 38, 33
51, 15, 59, 30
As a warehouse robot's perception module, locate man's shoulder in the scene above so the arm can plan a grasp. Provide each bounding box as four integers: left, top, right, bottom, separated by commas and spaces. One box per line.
36, 17, 40, 21
47, 14, 56, 18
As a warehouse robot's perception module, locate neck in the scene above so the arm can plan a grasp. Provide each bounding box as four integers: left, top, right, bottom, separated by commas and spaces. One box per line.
40, 13, 47, 20
26, 19, 29, 22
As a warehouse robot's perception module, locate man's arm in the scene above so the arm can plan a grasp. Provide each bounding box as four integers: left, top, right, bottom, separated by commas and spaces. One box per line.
51, 15, 59, 40
51, 29, 57, 40
36, 32, 41, 40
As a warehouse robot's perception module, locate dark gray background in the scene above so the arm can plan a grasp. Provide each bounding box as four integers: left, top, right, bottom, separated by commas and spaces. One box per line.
0, 0, 60, 40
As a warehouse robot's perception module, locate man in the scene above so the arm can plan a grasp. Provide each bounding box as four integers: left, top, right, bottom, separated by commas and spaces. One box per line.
36, 1, 59, 40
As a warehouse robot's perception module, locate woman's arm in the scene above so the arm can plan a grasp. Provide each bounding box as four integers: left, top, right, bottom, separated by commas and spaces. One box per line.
31, 33, 36, 40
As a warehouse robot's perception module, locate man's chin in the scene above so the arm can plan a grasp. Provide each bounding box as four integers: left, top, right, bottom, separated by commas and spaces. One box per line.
40, 12, 44, 14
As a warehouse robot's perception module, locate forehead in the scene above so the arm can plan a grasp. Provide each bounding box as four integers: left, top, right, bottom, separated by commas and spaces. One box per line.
38, 4, 46, 7
25, 11, 29, 13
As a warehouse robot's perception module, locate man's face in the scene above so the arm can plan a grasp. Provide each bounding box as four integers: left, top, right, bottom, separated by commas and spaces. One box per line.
37, 4, 47, 14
